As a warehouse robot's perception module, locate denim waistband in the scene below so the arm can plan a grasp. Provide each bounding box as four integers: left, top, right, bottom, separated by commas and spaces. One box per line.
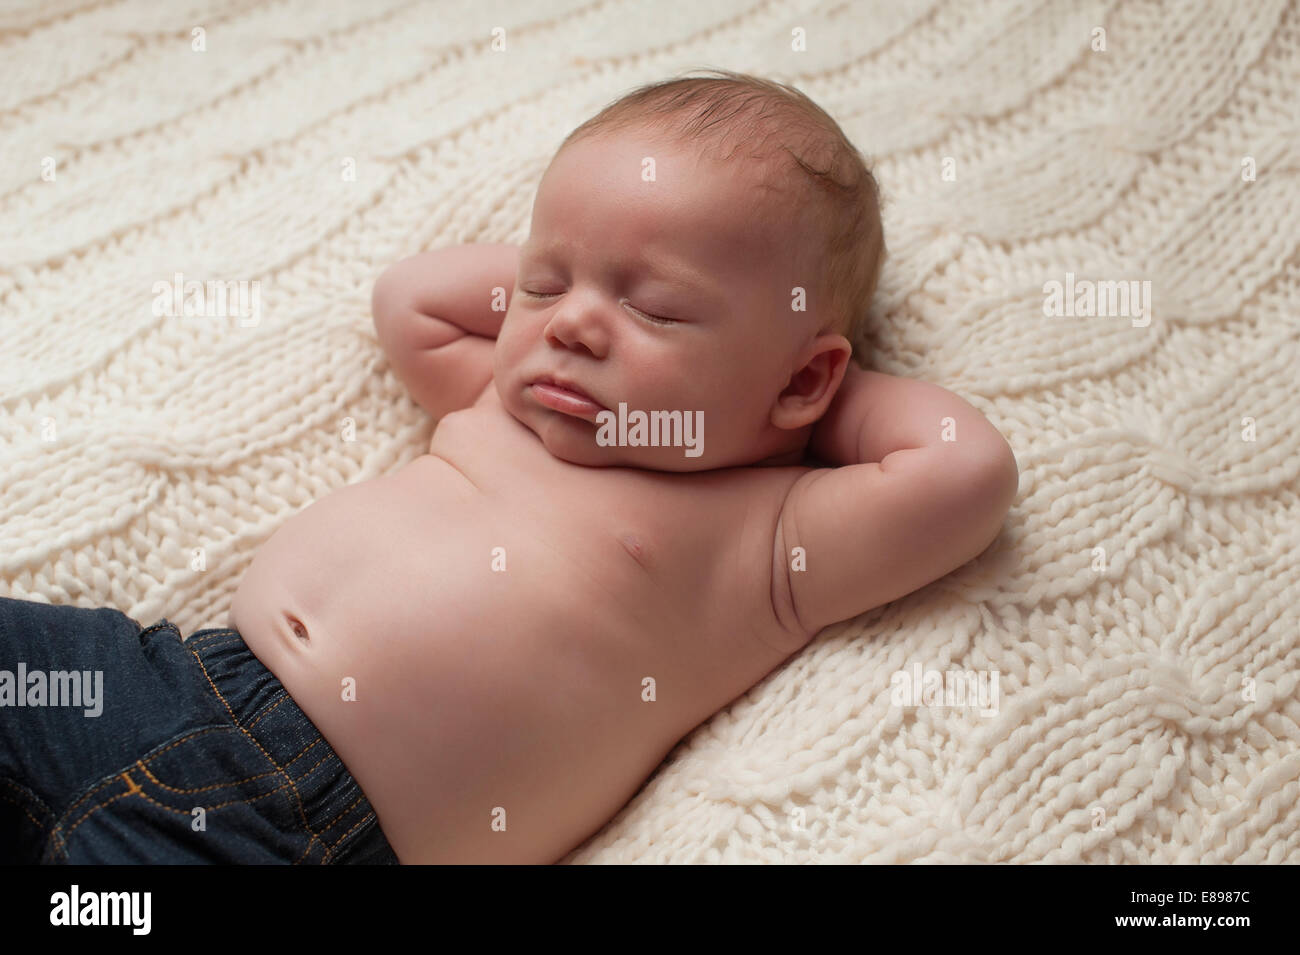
182, 627, 398, 864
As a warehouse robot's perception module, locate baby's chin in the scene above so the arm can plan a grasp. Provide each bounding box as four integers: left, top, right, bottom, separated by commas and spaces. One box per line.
523, 410, 714, 471
500, 399, 613, 466
531, 416, 621, 467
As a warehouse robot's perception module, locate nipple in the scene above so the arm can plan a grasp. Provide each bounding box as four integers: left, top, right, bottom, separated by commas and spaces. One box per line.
620, 532, 650, 569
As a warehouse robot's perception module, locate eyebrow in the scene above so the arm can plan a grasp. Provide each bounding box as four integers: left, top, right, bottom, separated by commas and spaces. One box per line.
521, 240, 721, 297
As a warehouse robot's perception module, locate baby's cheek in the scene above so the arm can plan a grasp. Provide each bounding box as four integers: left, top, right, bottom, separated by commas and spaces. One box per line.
493, 323, 525, 372
650, 362, 704, 402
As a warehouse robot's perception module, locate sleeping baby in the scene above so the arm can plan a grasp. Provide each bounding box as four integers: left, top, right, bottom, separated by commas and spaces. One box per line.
0, 69, 1017, 863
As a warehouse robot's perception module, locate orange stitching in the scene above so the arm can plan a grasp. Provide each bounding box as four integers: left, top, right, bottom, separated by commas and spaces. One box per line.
59, 775, 308, 859
187, 637, 243, 655
63, 727, 230, 815
285, 736, 323, 768
59, 778, 116, 822
119, 781, 295, 816
136, 726, 230, 768
328, 810, 378, 858
42, 832, 68, 864
61, 762, 148, 821
245, 693, 290, 729
53, 716, 327, 857
59, 769, 330, 842
40, 832, 63, 864
135, 759, 280, 794
58, 724, 261, 828
133, 740, 332, 796
0, 776, 54, 818
51, 769, 341, 863
189, 629, 238, 641
0, 789, 48, 830
288, 749, 333, 784
49, 629, 337, 862
110, 783, 190, 818
317, 792, 366, 837
182, 642, 321, 856
51, 789, 131, 858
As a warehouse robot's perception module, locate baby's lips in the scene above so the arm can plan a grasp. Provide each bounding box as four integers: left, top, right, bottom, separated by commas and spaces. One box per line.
530, 381, 605, 421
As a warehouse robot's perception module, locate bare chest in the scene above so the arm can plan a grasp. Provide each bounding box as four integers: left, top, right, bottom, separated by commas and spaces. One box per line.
229, 396, 809, 861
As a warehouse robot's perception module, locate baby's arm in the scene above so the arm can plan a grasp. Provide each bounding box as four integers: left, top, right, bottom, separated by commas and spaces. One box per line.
371, 243, 519, 419
776, 363, 1019, 637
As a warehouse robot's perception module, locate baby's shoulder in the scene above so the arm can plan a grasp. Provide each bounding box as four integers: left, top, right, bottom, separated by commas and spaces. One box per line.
662, 463, 815, 653
642, 461, 812, 556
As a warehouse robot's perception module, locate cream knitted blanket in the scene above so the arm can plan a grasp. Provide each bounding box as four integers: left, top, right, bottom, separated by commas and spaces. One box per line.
2, 0, 1297, 864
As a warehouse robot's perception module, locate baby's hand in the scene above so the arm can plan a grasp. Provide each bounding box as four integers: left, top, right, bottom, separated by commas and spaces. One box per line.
779, 369, 1018, 634
371, 244, 518, 419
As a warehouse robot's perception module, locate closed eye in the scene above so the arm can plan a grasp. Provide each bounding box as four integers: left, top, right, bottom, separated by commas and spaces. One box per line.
519, 289, 677, 325
626, 304, 678, 326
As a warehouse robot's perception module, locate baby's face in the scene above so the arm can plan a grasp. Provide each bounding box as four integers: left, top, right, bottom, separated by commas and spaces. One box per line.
494, 132, 816, 470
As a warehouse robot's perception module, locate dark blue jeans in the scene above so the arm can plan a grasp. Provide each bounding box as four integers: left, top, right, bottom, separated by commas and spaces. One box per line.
0, 596, 399, 864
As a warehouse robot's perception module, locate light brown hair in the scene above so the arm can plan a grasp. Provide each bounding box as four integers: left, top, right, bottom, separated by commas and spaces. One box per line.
556, 68, 886, 353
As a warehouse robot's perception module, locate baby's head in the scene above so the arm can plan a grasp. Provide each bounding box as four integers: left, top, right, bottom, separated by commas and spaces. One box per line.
494, 69, 885, 470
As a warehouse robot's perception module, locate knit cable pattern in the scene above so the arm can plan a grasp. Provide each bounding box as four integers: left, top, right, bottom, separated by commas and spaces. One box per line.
1, 0, 1297, 863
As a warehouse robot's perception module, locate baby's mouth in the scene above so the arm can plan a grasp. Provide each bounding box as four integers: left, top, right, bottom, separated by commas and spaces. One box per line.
529, 377, 607, 421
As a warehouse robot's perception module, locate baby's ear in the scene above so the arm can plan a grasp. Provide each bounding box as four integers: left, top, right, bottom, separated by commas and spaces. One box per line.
771, 334, 852, 431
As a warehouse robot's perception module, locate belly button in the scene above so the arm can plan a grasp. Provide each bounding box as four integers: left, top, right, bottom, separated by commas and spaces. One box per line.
288, 615, 309, 643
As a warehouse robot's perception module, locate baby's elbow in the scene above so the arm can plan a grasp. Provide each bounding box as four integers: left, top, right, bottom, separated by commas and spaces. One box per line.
972, 436, 1020, 531
990, 437, 1020, 508
950, 437, 1018, 558
371, 265, 405, 328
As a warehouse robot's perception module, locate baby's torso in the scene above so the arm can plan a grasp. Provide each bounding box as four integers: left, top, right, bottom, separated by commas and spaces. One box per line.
228, 385, 811, 863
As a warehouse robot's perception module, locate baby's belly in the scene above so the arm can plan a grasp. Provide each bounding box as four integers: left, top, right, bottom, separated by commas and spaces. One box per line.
228, 454, 688, 864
